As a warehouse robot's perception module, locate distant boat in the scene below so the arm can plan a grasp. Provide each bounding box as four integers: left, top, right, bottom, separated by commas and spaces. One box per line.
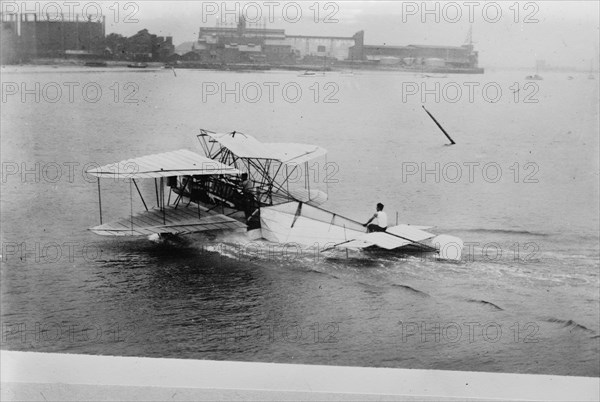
567, 76, 574, 80
298, 70, 325, 77
525, 74, 543, 80
127, 62, 148, 69
526, 63, 543, 80
84, 61, 107, 67
422, 74, 448, 78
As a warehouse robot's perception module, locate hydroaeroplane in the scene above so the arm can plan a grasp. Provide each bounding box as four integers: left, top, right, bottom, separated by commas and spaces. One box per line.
86, 129, 464, 261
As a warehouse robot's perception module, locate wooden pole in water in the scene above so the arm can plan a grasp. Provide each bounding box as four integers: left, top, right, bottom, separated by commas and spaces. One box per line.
129, 179, 134, 235
422, 105, 456, 145
97, 177, 103, 224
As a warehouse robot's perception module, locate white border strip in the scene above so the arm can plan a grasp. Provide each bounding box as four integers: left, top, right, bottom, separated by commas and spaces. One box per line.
2, 351, 599, 400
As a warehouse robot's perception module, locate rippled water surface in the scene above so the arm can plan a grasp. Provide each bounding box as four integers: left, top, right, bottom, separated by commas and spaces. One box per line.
1, 66, 598, 376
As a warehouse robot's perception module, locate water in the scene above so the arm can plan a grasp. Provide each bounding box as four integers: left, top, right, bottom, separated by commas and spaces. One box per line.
1, 66, 598, 376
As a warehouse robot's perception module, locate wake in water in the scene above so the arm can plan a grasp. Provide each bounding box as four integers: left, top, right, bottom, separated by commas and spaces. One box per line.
459, 228, 550, 237
544, 317, 597, 334
189, 230, 435, 268
390, 283, 430, 297
466, 299, 504, 311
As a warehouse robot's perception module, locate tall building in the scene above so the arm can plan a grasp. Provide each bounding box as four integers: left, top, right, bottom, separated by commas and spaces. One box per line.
0, 13, 175, 63
1, 12, 105, 61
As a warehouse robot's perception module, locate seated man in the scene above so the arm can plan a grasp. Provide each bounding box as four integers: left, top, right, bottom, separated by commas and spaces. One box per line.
240, 173, 253, 195
363, 203, 388, 233
238, 173, 257, 222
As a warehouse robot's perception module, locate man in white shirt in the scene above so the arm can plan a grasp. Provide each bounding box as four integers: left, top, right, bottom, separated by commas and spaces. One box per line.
363, 203, 388, 233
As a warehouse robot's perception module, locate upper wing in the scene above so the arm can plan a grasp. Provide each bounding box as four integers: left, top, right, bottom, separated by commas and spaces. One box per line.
201, 131, 327, 164
86, 149, 241, 179
90, 204, 246, 236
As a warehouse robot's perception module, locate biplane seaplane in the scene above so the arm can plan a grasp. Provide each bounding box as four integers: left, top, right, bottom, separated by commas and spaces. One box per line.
86, 129, 464, 261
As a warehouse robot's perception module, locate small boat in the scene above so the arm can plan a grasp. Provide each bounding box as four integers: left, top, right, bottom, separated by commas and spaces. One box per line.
84, 61, 107, 67
525, 74, 543, 80
526, 63, 544, 80
298, 70, 325, 77
127, 62, 148, 69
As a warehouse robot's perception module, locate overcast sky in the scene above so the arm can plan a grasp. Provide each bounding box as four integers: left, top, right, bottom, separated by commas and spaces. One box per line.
15, 1, 600, 69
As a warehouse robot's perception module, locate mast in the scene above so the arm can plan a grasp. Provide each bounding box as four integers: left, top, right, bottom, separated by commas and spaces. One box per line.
464, 24, 473, 47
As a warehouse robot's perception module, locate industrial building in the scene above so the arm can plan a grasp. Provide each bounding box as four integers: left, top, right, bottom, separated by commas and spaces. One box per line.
0, 13, 174, 64
1, 13, 105, 62
191, 16, 357, 65
189, 17, 481, 71
1, 12, 480, 71
348, 30, 479, 69
115, 29, 175, 61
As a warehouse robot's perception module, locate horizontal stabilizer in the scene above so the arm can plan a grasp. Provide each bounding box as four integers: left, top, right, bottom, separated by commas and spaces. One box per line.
386, 224, 435, 242
333, 232, 412, 250
363, 232, 413, 249
90, 204, 246, 236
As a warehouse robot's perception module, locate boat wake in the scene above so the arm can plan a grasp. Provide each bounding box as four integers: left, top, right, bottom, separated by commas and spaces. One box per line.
466, 299, 504, 311
544, 317, 596, 334
390, 283, 430, 297
459, 228, 550, 237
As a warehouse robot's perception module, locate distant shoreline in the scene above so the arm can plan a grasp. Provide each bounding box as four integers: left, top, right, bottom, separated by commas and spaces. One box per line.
1, 58, 486, 74
2, 58, 596, 74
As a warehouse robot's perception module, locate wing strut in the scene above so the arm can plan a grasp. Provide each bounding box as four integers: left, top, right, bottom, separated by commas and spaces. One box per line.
129, 179, 134, 235
132, 179, 148, 211
174, 176, 191, 209
154, 178, 160, 206
291, 202, 303, 228
161, 177, 166, 225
